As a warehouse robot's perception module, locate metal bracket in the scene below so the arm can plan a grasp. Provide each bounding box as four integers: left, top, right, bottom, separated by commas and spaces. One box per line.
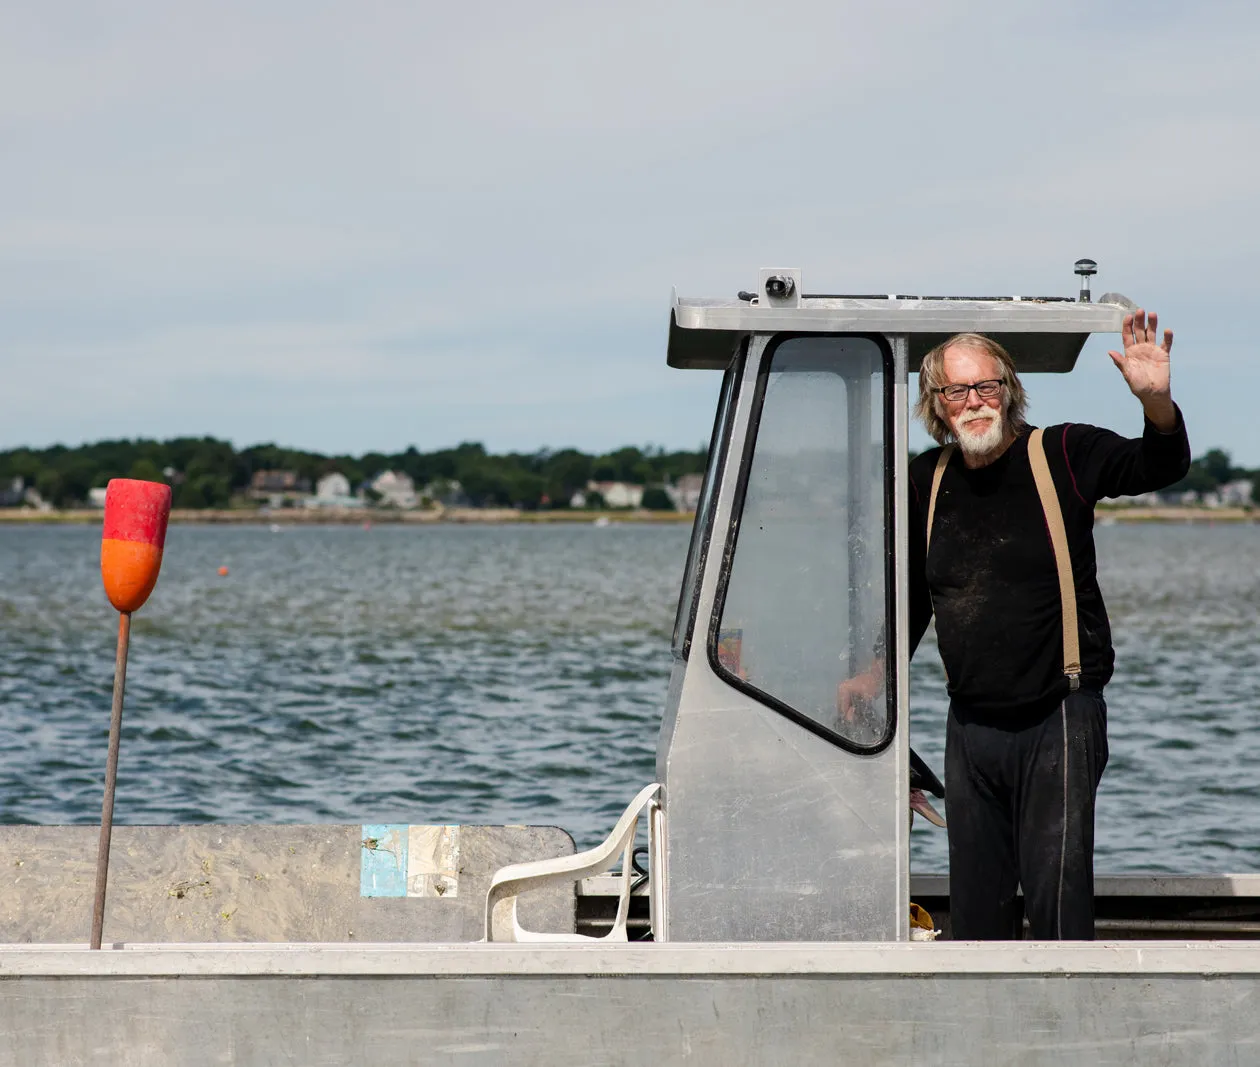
758, 268, 802, 309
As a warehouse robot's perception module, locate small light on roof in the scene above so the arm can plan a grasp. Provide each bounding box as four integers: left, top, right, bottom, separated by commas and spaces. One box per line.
764, 275, 795, 300
1074, 258, 1098, 303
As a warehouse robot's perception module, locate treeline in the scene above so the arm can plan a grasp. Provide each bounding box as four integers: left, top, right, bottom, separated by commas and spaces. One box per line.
4, 437, 1255, 511
1168, 448, 1259, 500
900, 445, 1258, 503
0, 438, 707, 510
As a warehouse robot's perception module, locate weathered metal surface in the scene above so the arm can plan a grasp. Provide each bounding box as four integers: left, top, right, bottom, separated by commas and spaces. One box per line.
11, 940, 1260, 976
657, 337, 907, 942
667, 288, 1129, 372
4, 942, 1260, 1066
0, 824, 573, 944
408, 824, 461, 898
359, 823, 409, 897
892, 335, 914, 928
358, 823, 463, 898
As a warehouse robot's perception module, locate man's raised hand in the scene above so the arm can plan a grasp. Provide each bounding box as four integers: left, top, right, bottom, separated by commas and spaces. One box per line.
1108, 308, 1177, 430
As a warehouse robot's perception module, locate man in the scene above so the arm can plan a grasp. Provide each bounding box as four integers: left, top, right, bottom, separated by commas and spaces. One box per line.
842, 309, 1190, 940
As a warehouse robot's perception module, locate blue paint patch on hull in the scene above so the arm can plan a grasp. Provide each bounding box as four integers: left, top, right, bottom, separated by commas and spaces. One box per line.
360, 824, 408, 897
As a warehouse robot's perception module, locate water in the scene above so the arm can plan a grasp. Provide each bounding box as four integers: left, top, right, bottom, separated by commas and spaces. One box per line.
1, 522, 1258, 873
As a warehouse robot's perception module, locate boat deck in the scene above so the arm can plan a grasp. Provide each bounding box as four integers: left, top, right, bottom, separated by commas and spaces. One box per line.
579, 874, 1260, 940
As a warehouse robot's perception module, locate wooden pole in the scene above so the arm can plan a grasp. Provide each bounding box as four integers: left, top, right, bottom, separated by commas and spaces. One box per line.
91, 611, 131, 950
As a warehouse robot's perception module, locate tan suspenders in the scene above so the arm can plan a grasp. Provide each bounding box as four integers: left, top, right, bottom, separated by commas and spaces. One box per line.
925, 430, 1082, 691
1027, 428, 1082, 690
926, 445, 954, 554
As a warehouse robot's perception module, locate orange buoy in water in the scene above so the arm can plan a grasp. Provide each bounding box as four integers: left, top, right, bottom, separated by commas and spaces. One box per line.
100, 479, 172, 614
218, 566, 229, 577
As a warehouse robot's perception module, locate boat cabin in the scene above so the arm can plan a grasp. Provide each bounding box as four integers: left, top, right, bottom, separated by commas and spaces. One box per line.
654, 265, 1131, 942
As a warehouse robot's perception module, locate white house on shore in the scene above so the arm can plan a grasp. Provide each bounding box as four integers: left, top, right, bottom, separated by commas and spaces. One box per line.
570, 481, 645, 509
1219, 479, 1256, 506
665, 473, 704, 512
1109, 491, 1166, 507
304, 472, 363, 509
317, 472, 350, 499
371, 470, 418, 509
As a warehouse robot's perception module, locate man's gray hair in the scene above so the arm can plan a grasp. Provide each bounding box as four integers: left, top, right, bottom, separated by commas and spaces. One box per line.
914, 333, 1029, 445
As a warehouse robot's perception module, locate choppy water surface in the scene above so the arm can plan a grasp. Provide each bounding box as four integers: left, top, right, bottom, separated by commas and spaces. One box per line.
1, 522, 1257, 871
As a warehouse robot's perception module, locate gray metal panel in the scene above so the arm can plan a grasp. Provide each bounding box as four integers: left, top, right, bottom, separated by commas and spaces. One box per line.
662, 687, 901, 941
891, 336, 911, 931
0, 825, 574, 944
6, 943, 1260, 1066
658, 337, 904, 943
667, 294, 1130, 372
666, 307, 742, 369
11, 941, 1260, 976
654, 659, 688, 788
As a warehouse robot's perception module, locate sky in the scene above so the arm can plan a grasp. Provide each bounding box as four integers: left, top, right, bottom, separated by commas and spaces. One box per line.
3, 2, 1259, 463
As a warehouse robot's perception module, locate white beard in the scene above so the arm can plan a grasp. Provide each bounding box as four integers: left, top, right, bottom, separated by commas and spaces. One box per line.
953, 406, 1006, 458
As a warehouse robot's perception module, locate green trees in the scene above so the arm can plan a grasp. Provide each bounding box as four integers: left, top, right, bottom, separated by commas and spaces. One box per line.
0, 436, 712, 509
1200, 449, 1246, 486
2, 435, 1255, 510
640, 486, 675, 511
456, 457, 547, 509
127, 458, 164, 483
1169, 448, 1255, 502
541, 449, 593, 506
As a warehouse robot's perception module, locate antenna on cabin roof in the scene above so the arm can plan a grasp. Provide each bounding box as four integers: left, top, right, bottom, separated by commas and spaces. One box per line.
1074, 258, 1098, 303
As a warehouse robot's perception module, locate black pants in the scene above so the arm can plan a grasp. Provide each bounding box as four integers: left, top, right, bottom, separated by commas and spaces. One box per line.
944, 689, 1108, 940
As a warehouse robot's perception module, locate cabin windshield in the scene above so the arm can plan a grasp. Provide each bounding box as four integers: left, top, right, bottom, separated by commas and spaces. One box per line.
710, 335, 894, 752
672, 353, 742, 658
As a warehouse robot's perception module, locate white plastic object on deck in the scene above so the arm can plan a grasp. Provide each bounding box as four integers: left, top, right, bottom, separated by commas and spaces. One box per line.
484, 783, 661, 942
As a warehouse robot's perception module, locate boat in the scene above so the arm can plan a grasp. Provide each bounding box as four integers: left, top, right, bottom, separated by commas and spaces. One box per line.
5, 264, 1258, 1066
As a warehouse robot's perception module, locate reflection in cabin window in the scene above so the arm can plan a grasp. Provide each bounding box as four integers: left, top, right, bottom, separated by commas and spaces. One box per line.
713, 336, 890, 750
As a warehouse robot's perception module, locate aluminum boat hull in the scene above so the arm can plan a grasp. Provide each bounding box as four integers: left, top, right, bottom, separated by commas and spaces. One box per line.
3, 941, 1259, 1066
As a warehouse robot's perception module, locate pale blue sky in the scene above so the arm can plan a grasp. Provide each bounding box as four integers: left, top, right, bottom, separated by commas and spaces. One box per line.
3, 2, 1258, 462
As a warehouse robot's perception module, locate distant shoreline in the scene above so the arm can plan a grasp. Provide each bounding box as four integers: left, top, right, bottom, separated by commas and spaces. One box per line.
0, 507, 1253, 525
0, 508, 695, 525
1093, 506, 1256, 524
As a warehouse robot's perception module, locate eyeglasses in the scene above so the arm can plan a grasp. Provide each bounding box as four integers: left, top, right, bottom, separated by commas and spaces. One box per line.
936, 379, 1004, 403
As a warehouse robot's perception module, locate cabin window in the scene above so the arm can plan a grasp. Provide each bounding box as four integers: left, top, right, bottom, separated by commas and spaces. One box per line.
672, 352, 743, 659
709, 334, 894, 753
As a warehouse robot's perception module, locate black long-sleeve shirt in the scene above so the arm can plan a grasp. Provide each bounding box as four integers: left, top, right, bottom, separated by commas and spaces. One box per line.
908, 411, 1190, 719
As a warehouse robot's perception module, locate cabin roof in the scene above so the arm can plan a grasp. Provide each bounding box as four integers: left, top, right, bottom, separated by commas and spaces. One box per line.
668, 292, 1134, 373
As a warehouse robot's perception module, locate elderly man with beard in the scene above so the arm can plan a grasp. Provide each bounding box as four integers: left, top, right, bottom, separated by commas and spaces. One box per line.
841, 309, 1190, 940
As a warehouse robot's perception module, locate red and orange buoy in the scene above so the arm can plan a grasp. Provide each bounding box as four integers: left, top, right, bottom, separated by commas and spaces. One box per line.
101, 479, 172, 613
92, 479, 172, 950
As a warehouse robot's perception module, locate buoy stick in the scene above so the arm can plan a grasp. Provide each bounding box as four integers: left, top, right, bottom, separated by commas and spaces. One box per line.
90, 611, 131, 950
92, 478, 171, 950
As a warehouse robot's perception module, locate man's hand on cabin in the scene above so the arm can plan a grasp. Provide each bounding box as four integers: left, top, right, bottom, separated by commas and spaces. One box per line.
1108, 308, 1177, 432
836, 670, 883, 725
